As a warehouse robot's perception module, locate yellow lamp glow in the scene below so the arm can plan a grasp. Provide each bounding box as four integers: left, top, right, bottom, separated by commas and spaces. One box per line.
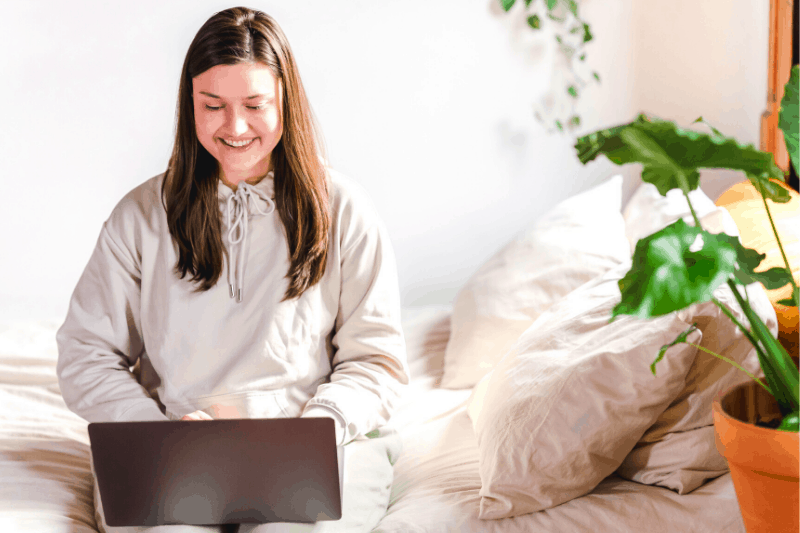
716, 180, 800, 361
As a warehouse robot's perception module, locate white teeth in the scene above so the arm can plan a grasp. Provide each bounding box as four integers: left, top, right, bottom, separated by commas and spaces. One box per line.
222, 138, 255, 147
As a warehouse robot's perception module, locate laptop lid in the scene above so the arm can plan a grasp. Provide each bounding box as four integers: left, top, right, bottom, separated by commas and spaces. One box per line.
88, 418, 342, 527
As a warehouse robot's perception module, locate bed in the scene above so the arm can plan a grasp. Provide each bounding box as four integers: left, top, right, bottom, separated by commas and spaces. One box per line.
0, 308, 749, 533
0, 309, 749, 533
1, 173, 764, 533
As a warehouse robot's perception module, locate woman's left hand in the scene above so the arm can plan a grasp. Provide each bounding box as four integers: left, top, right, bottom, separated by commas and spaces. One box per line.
181, 409, 215, 420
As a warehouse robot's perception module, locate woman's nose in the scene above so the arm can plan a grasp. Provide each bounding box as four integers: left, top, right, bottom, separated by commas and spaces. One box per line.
226, 107, 249, 136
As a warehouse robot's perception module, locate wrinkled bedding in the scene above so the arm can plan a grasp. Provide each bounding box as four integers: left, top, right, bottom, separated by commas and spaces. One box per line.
0, 311, 745, 532
374, 307, 746, 533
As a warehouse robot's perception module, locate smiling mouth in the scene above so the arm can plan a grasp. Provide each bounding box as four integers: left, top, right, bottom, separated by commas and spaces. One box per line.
220, 138, 257, 148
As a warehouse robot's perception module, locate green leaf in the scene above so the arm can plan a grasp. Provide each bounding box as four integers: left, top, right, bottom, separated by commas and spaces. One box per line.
776, 286, 799, 307
652, 323, 699, 375
570, 25, 582, 34
582, 22, 593, 43
779, 65, 799, 176
592, 71, 600, 82
500, 0, 516, 12
527, 14, 541, 29
620, 127, 700, 195
748, 174, 792, 204
547, 12, 565, 22
778, 412, 799, 432
735, 266, 794, 290
555, 120, 564, 131
567, 85, 578, 98
729, 281, 799, 414
565, 0, 578, 16
570, 115, 581, 126
524, 0, 533, 6
545, 0, 558, 9
579, 53, 586, 61
692, 116, 725, 137
575, 115, 785, 197
715, 233, 795, 290
723, 236, 768, 270
612, 220, 738, 319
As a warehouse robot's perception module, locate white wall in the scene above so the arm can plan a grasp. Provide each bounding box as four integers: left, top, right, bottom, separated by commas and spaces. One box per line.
0, 0, 767, 321
630, 0, 770, 200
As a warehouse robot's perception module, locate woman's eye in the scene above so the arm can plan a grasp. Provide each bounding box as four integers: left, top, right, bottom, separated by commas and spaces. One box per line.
203, 104, 265, 111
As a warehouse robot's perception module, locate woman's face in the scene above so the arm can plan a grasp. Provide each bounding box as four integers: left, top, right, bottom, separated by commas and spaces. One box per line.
192, 62, 283, 188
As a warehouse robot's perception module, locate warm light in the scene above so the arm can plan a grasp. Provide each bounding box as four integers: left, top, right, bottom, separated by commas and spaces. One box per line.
716, 180, 800, 359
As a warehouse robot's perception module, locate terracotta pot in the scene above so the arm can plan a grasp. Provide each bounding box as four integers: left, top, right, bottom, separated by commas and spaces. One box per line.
713, 381, 799, 533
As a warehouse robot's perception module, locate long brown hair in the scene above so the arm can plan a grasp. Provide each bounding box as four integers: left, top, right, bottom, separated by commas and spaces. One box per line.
161, 6, 330, 301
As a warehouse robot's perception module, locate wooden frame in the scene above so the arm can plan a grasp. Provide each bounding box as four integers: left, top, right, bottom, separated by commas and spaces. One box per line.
760, 0, 795, 171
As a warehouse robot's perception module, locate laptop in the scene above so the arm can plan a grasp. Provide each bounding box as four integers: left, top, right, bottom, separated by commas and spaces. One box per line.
88, 418, 343, 527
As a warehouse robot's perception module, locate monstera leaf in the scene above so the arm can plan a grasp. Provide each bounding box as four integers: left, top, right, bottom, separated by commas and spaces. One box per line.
715, 233, 795, 290
575, 115, 789, 202
747, 174, 793, 203
577, 106, 800, 429
779, 65, 799, 176
612, 220, 738, 319
612, 220, 795, 320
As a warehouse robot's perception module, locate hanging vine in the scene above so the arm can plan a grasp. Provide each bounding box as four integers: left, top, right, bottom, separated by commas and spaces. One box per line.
498, 0, 599, 133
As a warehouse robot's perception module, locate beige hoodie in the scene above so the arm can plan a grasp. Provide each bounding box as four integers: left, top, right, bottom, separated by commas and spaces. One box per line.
56, 168, 409, 446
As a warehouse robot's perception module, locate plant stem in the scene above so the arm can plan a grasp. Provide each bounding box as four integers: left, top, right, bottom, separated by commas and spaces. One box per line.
688, 342, 771, 394
712, 295, 762, 353
712, 292, 773, 378
760, 191, 800, 305
677, 173, 702, 227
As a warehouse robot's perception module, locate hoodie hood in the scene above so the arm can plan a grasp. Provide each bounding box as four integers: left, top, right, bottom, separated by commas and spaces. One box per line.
217, 171, 276, 302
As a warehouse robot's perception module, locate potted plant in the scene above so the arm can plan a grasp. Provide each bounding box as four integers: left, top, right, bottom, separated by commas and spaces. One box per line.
573, 65, 799, 532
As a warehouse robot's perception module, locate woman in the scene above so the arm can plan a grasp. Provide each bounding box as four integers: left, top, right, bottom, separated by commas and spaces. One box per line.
56, 6, 408, 533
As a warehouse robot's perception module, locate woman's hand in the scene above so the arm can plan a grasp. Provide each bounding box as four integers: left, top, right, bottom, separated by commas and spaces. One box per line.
180, 403, 240, 420
181, 409, 214, 421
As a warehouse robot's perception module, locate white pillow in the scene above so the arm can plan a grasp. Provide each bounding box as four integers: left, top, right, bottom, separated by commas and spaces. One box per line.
467, 262, 701, 519
623, 182, 718, 254
441, 175, 630, 389
616, 206, 779, 493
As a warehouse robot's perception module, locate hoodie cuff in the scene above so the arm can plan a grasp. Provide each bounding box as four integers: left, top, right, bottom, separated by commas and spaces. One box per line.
301, 405, 347, 446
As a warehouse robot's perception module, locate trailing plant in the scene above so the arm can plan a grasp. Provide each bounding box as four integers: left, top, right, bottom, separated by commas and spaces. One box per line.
574, 65, 800, 431
498, 0, 599, 133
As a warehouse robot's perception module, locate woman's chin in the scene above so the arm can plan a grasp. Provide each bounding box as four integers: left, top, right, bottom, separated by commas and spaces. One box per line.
218, 160, 270, 180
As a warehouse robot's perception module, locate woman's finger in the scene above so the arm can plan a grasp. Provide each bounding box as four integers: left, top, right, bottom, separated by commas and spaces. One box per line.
181, 410, 214, 420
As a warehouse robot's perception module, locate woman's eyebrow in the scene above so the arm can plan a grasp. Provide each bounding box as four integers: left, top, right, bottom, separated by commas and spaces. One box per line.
198, 91, 271, 100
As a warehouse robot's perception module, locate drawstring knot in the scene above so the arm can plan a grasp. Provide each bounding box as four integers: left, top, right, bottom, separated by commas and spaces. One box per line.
225, 180, 276, 302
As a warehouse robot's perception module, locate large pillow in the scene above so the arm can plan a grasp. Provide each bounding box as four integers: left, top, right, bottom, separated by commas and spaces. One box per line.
441, 175, 630, 389
615, 207, 779, 493
466, 261, 701, 519
623, 182, 718, 254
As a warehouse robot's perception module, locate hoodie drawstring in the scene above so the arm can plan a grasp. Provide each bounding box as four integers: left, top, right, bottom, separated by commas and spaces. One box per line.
225, 182, 276, 302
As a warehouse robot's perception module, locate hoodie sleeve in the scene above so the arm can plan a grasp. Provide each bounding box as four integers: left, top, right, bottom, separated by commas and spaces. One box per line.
56, 218, 168, 423
301, 179, 410, 445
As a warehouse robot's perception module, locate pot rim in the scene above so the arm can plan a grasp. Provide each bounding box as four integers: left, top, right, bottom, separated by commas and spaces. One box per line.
712, 380, 797, 436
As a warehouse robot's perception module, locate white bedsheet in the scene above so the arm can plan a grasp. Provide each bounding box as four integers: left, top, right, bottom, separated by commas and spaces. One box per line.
0, 312, 746, 533
0, 319, 96, 532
